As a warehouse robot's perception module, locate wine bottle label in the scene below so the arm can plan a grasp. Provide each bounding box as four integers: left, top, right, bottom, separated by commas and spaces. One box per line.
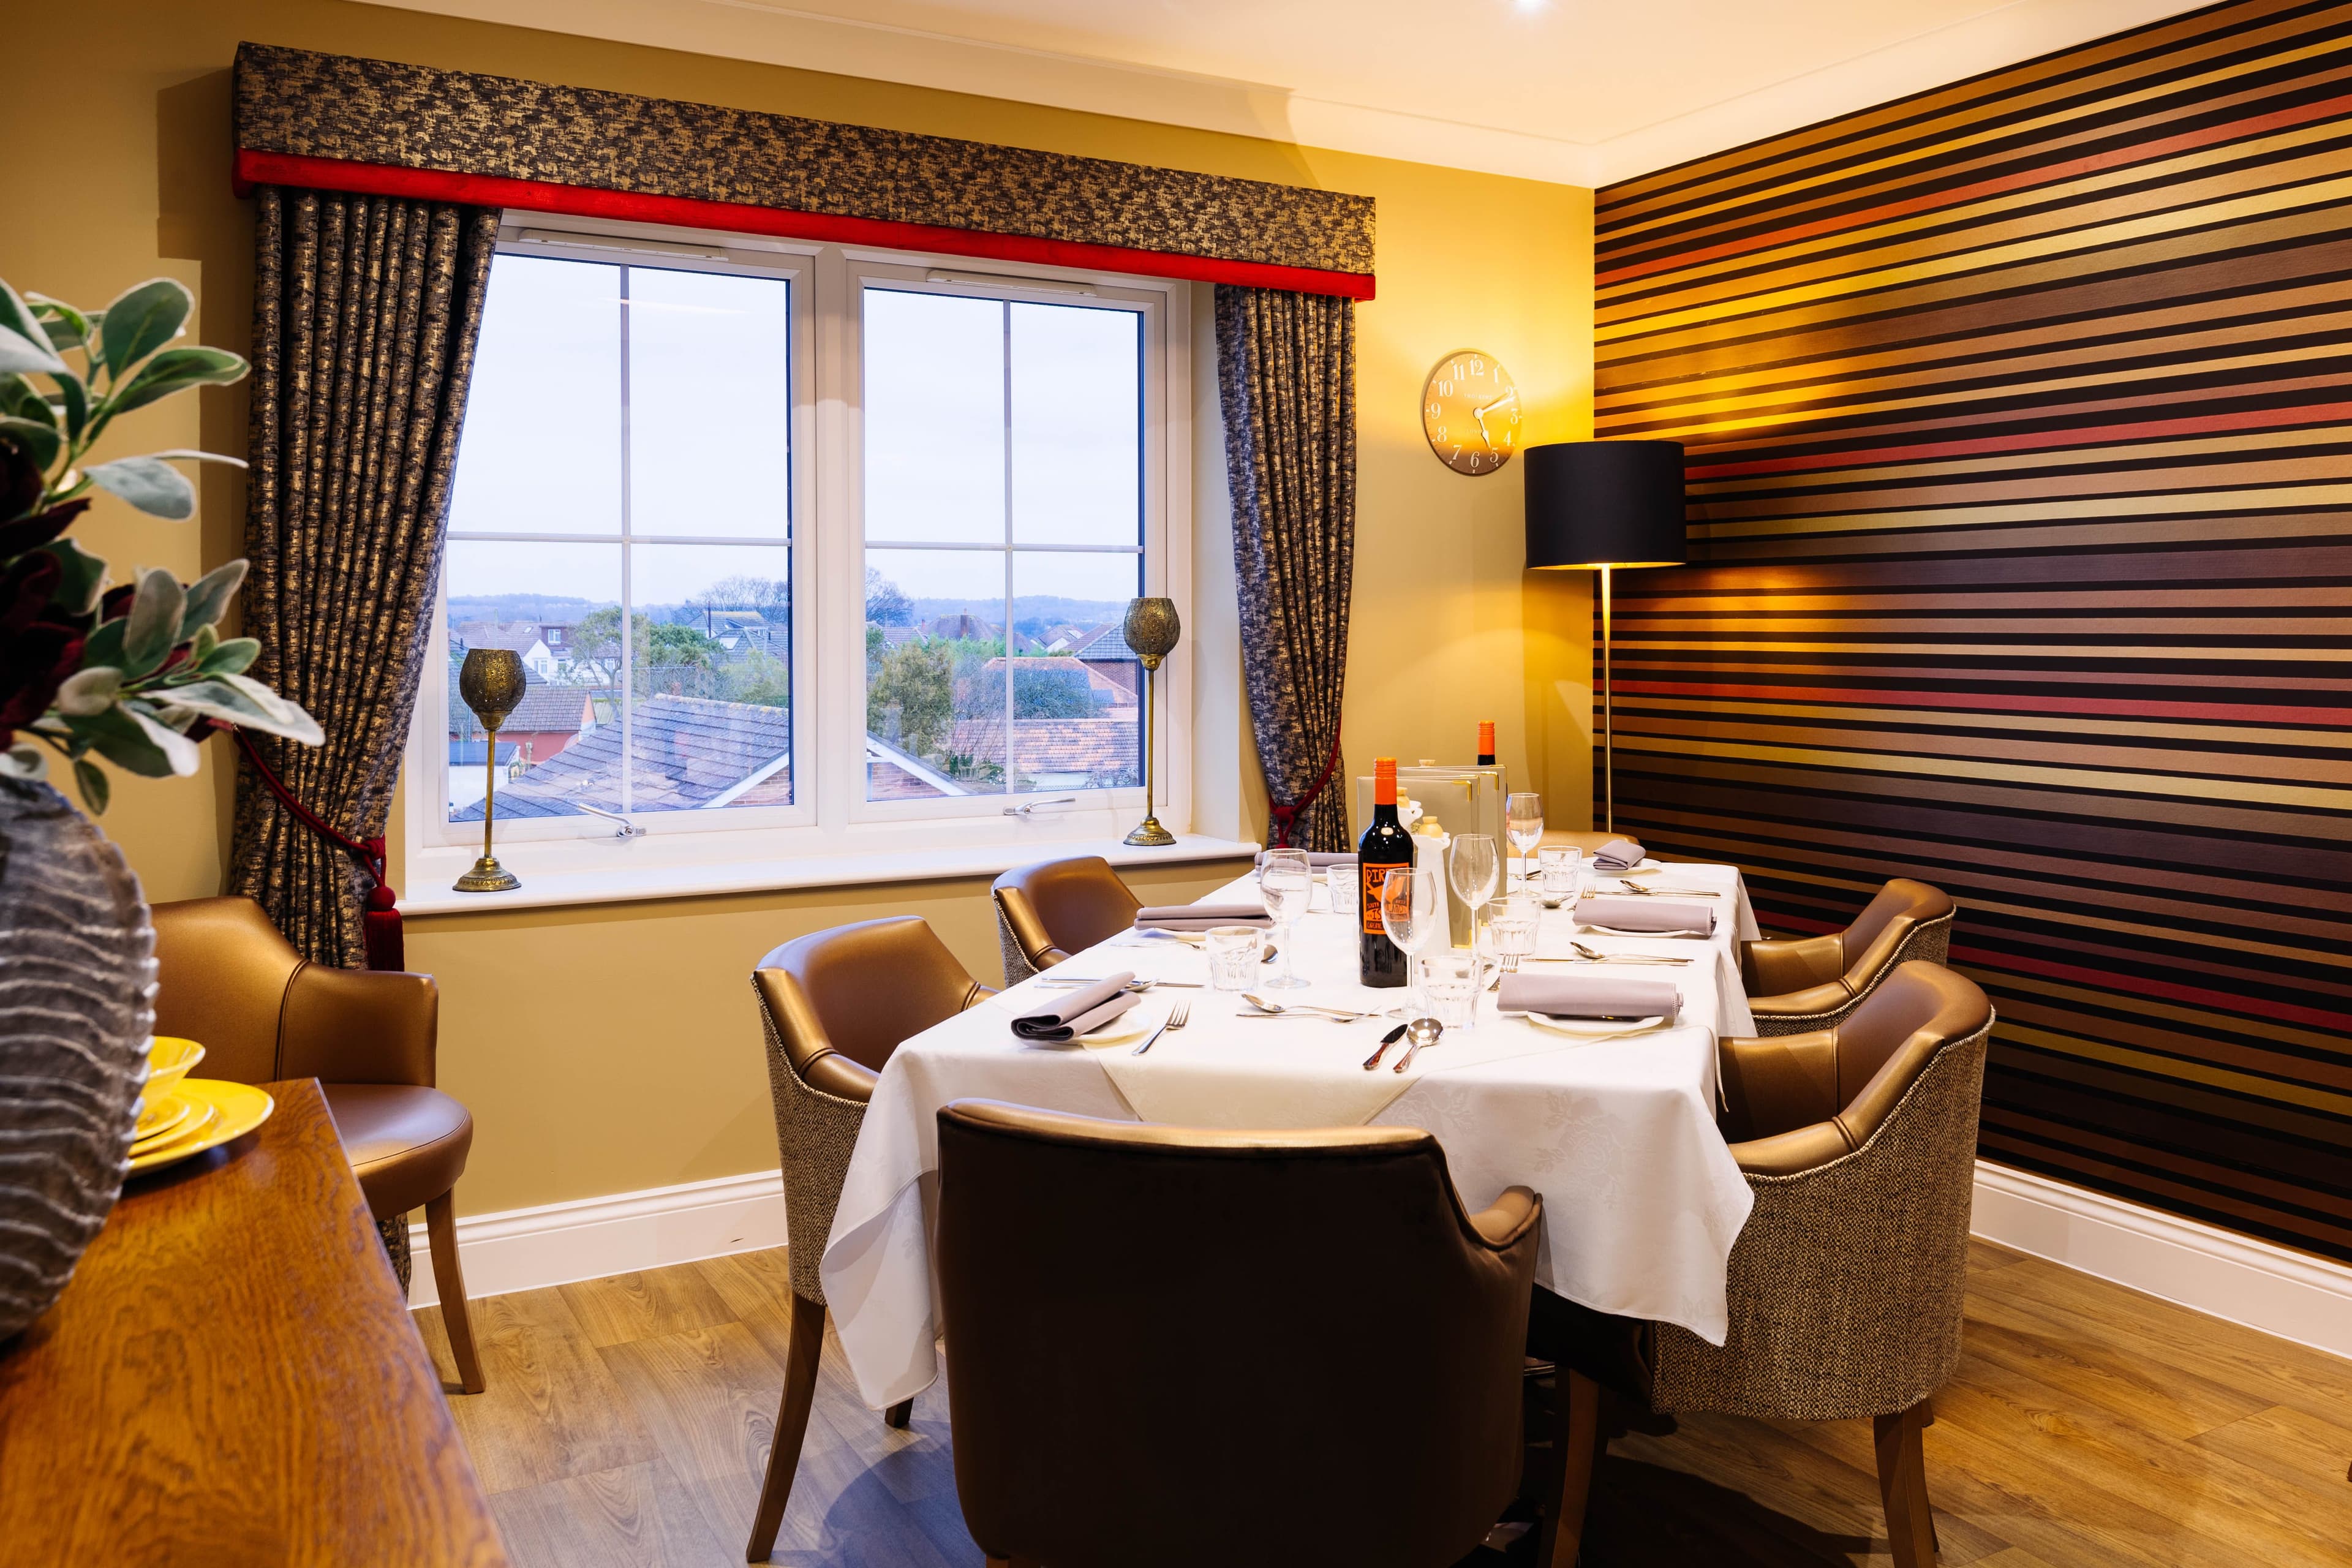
1361, 863, 1389, 937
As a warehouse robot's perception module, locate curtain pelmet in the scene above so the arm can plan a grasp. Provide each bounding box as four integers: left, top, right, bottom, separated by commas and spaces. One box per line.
1214, 286, 1357, 853
230, 186, 497, 965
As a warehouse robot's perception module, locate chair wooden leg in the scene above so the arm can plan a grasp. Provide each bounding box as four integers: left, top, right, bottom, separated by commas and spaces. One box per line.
424, 1191, 485, 1395
884, 1398, 913, 1429
1542, 1369, 1602, 1568
1874, 1397, 1939, 1568
746, 1291, 827, 1562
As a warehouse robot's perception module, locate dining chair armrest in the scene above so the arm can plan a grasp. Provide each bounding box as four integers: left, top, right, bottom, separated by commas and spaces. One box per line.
279, 964, 439, 1087
1466, 1185, 1542, 1250
961, 981, 997, 1010
1717, 1031, 1842, 1142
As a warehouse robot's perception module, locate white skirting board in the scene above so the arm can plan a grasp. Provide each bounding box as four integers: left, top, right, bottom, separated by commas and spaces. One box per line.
1967, 1160, 2352, 1361
405, 1169, 787, 1309
408, 1160, 2352, 1362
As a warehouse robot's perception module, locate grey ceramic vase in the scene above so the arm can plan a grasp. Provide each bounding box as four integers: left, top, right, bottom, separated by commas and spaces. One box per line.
0, 773, 154, 1341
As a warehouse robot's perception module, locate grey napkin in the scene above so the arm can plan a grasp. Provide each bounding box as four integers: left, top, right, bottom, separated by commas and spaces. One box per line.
1134, 903, 1271, 932
1256, 851, 1359, 870
1014, 971, 1140, 1041
1574, 895, 1714, 936
1593, 837, 1648, 872
1498, 974, 1680, 1023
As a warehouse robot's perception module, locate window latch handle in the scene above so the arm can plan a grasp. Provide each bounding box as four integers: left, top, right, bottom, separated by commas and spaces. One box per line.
1003, 796, 1079, 820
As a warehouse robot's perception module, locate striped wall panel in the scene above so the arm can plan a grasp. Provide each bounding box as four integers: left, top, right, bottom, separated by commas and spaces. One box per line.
1593, 0, 2352, 1265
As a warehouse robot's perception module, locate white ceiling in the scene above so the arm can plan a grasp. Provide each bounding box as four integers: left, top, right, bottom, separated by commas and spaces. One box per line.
360, 0, 2205, 184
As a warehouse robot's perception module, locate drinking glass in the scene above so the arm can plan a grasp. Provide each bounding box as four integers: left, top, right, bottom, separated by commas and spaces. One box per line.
1506, 793, 1544, 883
1540, 847, 1585, 905
1489, 894, 1540, 976
1205, 925, 1264, 992
1258, 848, 1314, 991
1448, 834, 1501, 956
1419, 948, 1487, 1030
1380, 864, 1444, 1012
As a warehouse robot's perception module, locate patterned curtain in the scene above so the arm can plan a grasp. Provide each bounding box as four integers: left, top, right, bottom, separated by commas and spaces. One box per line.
229, 187, 499, 965
1214, 286, 1357, 853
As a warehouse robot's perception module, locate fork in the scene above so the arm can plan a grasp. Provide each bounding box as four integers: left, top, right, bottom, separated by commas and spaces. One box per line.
1134, 1000, 1189, 1055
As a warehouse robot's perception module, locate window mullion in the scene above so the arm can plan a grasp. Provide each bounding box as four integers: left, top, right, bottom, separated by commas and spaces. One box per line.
618, 264, 635, 816
1001, 298, 1016, 796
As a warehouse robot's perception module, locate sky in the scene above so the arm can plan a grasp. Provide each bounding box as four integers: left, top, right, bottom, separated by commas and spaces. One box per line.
444, 253, 1144, 612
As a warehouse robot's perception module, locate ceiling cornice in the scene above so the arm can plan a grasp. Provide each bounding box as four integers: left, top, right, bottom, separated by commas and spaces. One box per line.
350, 0, 2209, 189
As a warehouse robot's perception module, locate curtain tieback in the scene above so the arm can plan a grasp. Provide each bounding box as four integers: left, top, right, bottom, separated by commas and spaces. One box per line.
227, 726, 404, 971
1267, 726, 1343, 850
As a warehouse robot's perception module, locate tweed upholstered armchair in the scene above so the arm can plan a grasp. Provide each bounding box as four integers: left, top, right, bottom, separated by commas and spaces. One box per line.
989, 855, 1141, 986
744, 916, 993, 1563
1741, 878, 1955, 1036
1535, 961, 1994, 1568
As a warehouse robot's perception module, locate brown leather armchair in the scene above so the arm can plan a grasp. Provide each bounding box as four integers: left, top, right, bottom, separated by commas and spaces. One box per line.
1741, 877, 1954, 1036
934, 1098, 1542, 1568
1535, 961, 1993, 1567
744, 916, 993, 1562
149, 896, 483, 1394
989, 854, 1141, 984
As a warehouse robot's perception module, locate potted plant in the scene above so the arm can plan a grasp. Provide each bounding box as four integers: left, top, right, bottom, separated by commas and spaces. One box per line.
0, 274, 319, 1340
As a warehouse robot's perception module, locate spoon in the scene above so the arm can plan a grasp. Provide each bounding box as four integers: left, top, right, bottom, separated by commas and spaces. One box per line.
1392, 1017, 1442, 1074
1242, 993, 1378, 1021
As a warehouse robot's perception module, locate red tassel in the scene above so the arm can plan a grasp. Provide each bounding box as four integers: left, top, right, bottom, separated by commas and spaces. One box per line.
363, 881, 405, 972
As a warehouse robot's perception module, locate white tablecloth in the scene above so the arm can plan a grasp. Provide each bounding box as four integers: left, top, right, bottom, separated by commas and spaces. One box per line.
820, 865, 1762, 1409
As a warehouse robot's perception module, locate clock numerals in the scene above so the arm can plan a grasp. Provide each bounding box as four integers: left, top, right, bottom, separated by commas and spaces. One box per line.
1423, 349, 1515, 477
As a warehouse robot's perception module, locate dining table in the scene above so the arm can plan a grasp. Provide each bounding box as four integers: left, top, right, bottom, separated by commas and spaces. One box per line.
820, 859, 1766, 1411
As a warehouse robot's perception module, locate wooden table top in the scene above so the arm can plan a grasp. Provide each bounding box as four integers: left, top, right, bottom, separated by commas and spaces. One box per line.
0, 1079, 507, 1566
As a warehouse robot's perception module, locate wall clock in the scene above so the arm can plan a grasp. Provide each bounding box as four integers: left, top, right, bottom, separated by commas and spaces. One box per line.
1422, 350, 1520, 475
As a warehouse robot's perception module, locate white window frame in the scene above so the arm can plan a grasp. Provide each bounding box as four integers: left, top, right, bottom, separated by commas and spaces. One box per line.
400, 209, 1197, 902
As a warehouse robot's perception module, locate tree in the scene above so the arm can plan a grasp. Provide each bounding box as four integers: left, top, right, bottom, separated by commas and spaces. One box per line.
864, 567, 914, 627
565, 608, 720, 693
723, 649, 791, 707
870, 639, 954, 757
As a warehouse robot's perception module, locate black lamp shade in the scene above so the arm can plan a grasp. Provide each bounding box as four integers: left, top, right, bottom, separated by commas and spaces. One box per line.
1523, 440, 1687, 569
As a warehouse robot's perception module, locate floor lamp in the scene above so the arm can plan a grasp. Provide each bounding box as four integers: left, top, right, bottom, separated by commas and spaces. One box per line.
1523, 440, 1687, 835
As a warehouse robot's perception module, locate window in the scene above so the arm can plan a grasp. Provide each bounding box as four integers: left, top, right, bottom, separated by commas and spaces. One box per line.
412, 219, 1185, 876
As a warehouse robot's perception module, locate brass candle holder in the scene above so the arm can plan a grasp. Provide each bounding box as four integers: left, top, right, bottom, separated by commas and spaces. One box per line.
454, 647, 526, 892
1121, 597, 1180, 847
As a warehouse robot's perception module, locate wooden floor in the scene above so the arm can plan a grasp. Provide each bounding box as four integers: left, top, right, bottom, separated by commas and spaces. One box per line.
412, 1238, 2352, 1567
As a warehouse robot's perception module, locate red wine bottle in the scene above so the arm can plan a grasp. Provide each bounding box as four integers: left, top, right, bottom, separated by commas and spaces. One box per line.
1477, 720, 1496, 767
1359, 756, 1412, 988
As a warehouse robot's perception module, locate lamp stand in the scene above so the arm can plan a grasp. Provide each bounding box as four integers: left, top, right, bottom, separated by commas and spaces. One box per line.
1599, 565, 1615, 835
454, 726, 521, 892
1125, 652, 1175, 846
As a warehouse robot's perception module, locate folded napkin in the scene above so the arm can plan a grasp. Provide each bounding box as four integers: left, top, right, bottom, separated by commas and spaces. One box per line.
1575, 895, 1714, 937
1012, 971, 1140, 1041
1593, 837, 1648, 872
1134, 903, 1272, 933
1498, 973, 1681, 1023
1255, 850, 1359, 870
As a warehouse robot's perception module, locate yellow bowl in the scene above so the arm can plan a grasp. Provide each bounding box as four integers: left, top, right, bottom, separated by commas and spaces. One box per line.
146, 1036, 206, 1097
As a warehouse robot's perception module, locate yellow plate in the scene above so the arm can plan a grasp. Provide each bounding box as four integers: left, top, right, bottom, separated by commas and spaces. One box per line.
130, 1101, 217, 1163
127, 1080, 274, 1174
133, 1092, 194, 1144
146, 1035, 206, 1096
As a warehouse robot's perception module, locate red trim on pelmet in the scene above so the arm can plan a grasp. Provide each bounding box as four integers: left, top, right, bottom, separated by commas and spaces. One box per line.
233, 149, 1378, 301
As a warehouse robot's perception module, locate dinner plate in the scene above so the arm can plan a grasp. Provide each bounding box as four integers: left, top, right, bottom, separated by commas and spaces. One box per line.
134, 1091, 194, 1144
127, 1079, 275, 1174
1076, 1007, 1156, 1047
1516, 1012, 1668, 1039
129, 1101, 217, 1164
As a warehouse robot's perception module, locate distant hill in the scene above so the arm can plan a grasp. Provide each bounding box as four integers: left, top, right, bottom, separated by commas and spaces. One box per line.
445, 593, 609, 625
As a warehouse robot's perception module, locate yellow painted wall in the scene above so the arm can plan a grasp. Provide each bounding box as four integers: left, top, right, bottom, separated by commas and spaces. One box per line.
1, 0, 1594, 1215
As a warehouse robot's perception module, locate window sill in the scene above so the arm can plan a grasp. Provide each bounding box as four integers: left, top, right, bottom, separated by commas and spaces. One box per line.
398, 832, 1260, 917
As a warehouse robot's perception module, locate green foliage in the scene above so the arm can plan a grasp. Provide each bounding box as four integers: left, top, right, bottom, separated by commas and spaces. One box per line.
870, 638, 954, 758
0, 277, 316, 811
2, 278, 249, 522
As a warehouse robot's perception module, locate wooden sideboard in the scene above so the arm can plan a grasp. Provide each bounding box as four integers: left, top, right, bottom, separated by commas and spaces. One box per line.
0, 1079, 507, 1566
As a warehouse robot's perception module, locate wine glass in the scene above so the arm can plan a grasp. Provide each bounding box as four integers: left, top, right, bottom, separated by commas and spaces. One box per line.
1259, 848, 1314, 991
1506, 793, 1544, 884
1380, 864, 1444, 1012
1448, 834, 1501, 957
